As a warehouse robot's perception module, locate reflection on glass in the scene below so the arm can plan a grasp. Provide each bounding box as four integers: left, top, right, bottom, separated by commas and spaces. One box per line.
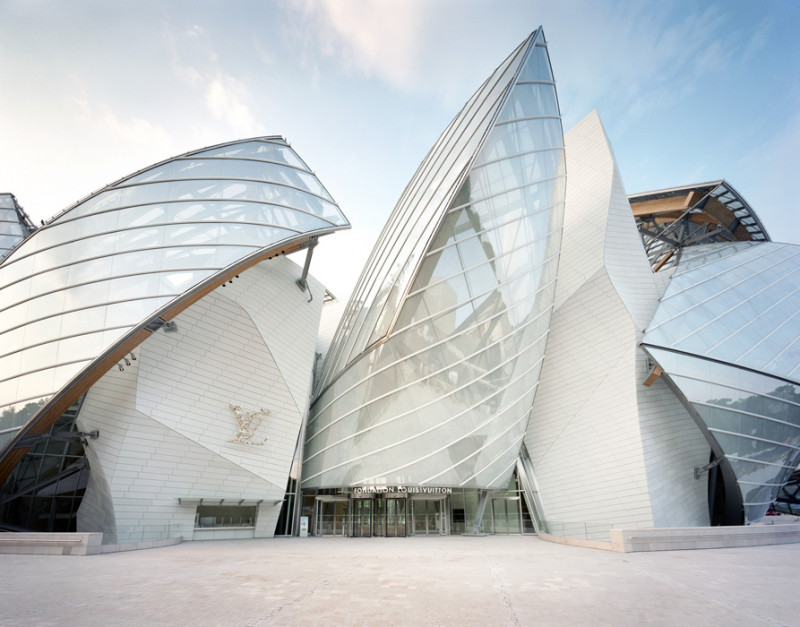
647, 347, 800, 522
0, 137, 348, 454
305, 29, 564, 491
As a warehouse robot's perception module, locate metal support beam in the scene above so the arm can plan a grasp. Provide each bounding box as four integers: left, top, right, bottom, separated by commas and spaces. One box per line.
694, 456, 722, 480
296, 236, 319, 293
465, 489, 489, 535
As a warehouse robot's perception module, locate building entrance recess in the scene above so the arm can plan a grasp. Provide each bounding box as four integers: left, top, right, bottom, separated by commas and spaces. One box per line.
352, 495, 407, 537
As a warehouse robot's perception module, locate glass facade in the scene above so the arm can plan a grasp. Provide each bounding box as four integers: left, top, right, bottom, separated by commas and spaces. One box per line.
0, 193, 35, 262
644, 347, 800, 523
0, 137, 349, 459
644, 242, 800, 380
303, 29, 565, 491
0, 396, 89, 532
643, 243, 800, 522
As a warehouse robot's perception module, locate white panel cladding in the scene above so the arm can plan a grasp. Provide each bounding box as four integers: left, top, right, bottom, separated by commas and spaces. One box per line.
0, 137, 348, 442
636, 366, 710, 527
554, 110, 659, 326
603, 161, 661, 330
524, 110, 658, 536
75, 257, 323, 541
223, 258, 326, 416
526, 270, 655, 534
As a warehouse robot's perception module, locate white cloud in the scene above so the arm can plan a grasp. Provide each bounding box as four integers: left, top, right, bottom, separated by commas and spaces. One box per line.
204, 74, 265, 137
288, 0, 432, 91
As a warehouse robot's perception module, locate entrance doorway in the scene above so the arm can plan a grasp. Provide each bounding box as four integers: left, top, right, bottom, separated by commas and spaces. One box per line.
374, 497, 407, 537
491, 497, 522, 534
411, 499, 445, 535
351, 496, 408, 537
315, 498, 348, 536
352, 498, 372, 537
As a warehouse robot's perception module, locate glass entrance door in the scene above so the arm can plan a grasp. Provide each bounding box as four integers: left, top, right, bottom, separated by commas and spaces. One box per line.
352, 499, 372, 537
384, 498, 406, 537
412, 499, 443, 535
315, 500, 347, 536
491, 497, 521, 534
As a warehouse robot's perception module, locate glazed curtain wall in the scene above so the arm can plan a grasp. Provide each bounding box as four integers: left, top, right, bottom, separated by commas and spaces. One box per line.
646, 347, 800, 523
643, 242, 800, 522
303, 30, 565, 490
0, 138, 348, 451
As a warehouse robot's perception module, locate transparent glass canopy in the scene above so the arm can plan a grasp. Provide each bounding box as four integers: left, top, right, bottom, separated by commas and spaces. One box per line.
304, 29, 565, 490
643, 241, 800, 522
0, 137, 349, 451
0, 194, 35, 261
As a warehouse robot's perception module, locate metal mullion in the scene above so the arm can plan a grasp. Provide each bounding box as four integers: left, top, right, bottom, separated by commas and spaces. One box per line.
646, 244, 793, 333
307, 312, 550, 457
494, 114, 561, 128
306, 316, 548, 454
670, 251, 800, 346
0, 358, 93, 387
708, 427, 800, 452
44, 197, 341, 235
725, 454, 797, 471
108, 176, 335, 207
0, 293, 180, 345
703, 281, 800, 355
302, 345, 546, 481
170, 155, 318, 176
691, 400, 800, 430
0, 241, 263, 292
310, 277, 554, 422
325, 38, 531, 372
0, 266, 219, 316
462, 435, 525, 488
421, 406, 532, 486
409, 219, 555, 299
0, 324, 133, 361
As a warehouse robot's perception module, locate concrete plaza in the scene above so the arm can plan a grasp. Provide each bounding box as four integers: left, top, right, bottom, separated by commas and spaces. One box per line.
0, 535, 797, 626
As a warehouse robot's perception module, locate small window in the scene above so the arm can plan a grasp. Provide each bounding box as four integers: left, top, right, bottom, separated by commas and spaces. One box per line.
195, 505, 256, 528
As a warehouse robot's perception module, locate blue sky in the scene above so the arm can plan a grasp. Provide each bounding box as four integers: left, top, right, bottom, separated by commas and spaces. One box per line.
1, 0, 798, 299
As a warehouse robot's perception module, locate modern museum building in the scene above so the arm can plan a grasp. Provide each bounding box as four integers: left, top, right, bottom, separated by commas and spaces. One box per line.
1, 28, 799, 546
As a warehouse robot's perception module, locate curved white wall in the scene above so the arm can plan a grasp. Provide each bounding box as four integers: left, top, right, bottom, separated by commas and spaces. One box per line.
76, 257, 324, 542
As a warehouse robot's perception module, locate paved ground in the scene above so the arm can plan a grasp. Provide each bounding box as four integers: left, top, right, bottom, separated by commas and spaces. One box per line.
1, 536, 797, 626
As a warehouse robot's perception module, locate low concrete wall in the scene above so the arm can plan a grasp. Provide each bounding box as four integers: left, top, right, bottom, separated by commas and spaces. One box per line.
609, 523, 800, 552
0, 532, 103, 555
98, 537, 182, 554
537, 532, 615, 552
0, 533, 182, 555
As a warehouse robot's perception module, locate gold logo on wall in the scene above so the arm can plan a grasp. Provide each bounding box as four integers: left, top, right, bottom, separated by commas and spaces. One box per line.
228, 404, 269, 445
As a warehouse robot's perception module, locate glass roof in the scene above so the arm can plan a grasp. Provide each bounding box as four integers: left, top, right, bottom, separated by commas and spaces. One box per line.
643, 241, 800, 383
0, 137, 349, 455
0, 193, 35, 262
303, 29, 565, 490
630, 180, 770, 272
317, 29, 555, 395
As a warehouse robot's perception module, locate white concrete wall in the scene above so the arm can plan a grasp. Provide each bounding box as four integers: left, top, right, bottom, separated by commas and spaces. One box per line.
637, 370, 711, 527
525, 110, 714, 536
76, 257, 324, 542
525, 111, 656, 537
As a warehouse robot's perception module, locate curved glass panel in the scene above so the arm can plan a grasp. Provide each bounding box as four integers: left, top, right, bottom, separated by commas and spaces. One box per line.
305, 29, 565, 490
645, 347, 800, 523
0, 194, 35, 261
0, 137, 349, 456
644, 242, 800, 380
